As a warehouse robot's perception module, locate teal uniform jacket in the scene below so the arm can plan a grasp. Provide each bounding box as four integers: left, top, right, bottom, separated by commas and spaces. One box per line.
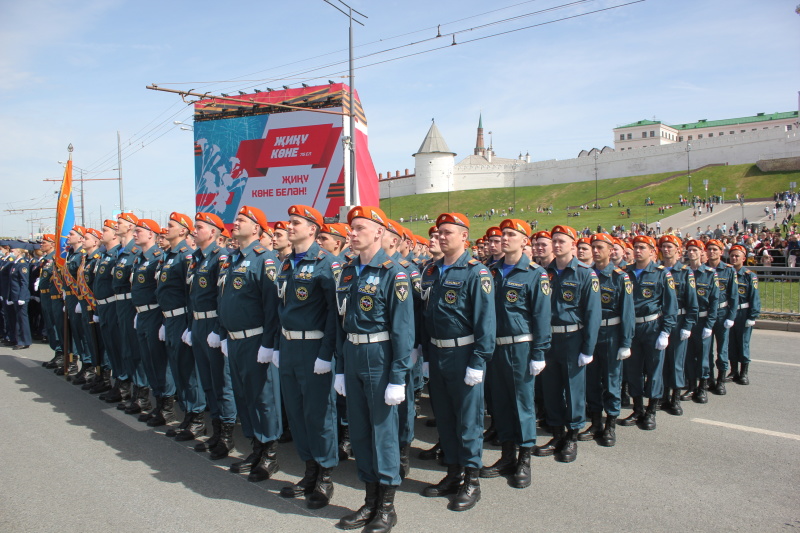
155, 240, 194, 313
217, 241, 279, 348
131, 245, 163, 308
630, 261, 678, 335
188, 243, 228, 318
595, 262, 635, 347
40, 252, 55, 294
734, 267, 760, 320
711, 262, 739, 323
111, 240, 141, 296
420, 251, 496, 370
667, 262, 699, 332
691, 264, 720, 330
546, 257, 602, 356
93, 245, 120, 302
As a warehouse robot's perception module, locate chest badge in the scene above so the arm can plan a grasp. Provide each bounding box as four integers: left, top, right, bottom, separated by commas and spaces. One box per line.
601, 292, 612, 304
137, 273, 145, 284
506, 289, 519, 303
359, 295, 373, 311
296, 286, 309, 300
562, 289, 574, 302
198, 277, 208, 289
160, 271, 168, 283
444, 290, 458, 304
233, 277, 244, 290
642, 287, 653, 298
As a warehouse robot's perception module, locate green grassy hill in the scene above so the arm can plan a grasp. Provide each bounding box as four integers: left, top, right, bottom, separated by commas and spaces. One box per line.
379, 163, 800, 238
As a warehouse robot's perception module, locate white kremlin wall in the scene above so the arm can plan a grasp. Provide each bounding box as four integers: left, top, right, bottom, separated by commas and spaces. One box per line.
379, 127, 800, 199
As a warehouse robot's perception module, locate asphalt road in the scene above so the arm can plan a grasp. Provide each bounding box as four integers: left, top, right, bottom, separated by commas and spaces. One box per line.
655, 199, 782, 236
1, 332, 799, 532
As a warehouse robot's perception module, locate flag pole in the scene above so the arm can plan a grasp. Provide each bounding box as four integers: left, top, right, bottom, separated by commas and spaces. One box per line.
61, 144, 74, 379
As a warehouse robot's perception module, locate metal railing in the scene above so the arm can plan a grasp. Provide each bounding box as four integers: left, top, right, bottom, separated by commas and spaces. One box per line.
747, 266, 800, 316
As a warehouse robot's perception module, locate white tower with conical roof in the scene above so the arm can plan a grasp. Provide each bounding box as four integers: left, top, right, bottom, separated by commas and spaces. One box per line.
413, 120, 456, 194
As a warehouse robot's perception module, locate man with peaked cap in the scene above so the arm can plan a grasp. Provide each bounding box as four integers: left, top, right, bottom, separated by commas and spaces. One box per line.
186, 212, 236, 458
381, 218, 423, 481
129, 219, 168, 419
92, 221, 124, 397
681, 239, 719, 404
157, 212, 206, 439
39, 235, 64, 369
532, 225, 600, 463
420, 212, 495, 512
7, 247, 32, 349
0, 246, 14, 346
333, 206, 413, 532
658, 234, 698, 416
274, 205, 339, 509
705, 239, 738, 395
577, 233, 634, 447
110, 212, 144, 406
214, 205, 282, 482
74, 228, 104, 389
480, 219, 551, 489
726, 245, 760, 386
618, 235, 678, 431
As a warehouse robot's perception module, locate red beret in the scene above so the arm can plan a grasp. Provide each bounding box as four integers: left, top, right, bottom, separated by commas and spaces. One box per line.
72, 225, 86, 236
658, 234, 682, 247
500, 219, 531, 237
534, 230, 552, 241
591, 233, 615, 246
436, 212, 470, 229
85, 228, 102, 240
288, 205, 324, 227
428, 225, 438, 237
348, 206, 389, 227
551, 225, 578, 240
136, 219, 161, 234
322, 223, 349, 238
632, 235, 656, 248
706, 239, 724, 251
402, 227, 414, 243
685, 239, 704, 250
273, 221, 289, 233
103, 219, 117, 230
485, 226, 502, 238
195, 212, 225, 231
117, 212, 138, 225
385, 219, 404, 237
170, 212, 194, 232
577, 237, 592, 247
238, 205, 268, 230
42, 234, 56, 242
729, 244, 747, 256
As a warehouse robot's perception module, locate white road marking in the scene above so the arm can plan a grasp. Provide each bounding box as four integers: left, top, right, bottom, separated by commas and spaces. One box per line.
691, 418, 800, 441
751, 359, 800, 368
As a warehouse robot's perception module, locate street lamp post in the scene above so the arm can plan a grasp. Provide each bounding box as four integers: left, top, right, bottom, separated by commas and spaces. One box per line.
686, 142, 692, 198
594, 151, 599, 209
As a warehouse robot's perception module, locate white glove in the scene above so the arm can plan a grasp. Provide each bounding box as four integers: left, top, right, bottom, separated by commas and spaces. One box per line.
314, 357, 332, 374
422, 362, 430, 379
409, 347, 419, 365
158, 325, 165, 341
702, 327, 713, 339
617, 347, 632, 360
257, 346, 273, 364
464, 367, 484, 386
334, 374, 346, 396
207, 331, 221, 348
34, 279, 39, 291
133, 314, 138, 329
384, 383, 405, 406
680, 329, 691, 341
273, 350, 280, 368
724, 319, 734, 329
745, 319, 756, 327
93, 315, 100, 323
578, 353, 593, 367
75, 303, 82, 314
181, 329, 192, 346
655, 331, 669, 350
529, 360, 546, 376
220, 339, 228, 357
18, 300, 25, 306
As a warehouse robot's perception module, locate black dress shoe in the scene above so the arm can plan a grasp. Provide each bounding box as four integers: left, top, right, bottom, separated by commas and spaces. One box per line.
12, 345, 30, 350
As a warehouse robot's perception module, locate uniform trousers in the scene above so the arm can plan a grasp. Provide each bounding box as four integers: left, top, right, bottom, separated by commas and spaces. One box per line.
542, 331, 586, 430
587, 325, 623, 416
191, 317, 236, 424
164, 314, 205, 413
626, 321, 665, 400
487, 342, 537, 447
136, 308, 174, 398
116, 298, 147, 387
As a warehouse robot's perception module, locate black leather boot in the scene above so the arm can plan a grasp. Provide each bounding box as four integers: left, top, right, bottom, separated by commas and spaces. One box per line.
533, 426, 565, 457
448, 467, 480, 511
209, 423, 236, 460
125, 386, 151, 415
724, 362, 738, 383
619, 397, 644, 426
483, 423, 498, 444
43, 352, 62, 369
148, 396, 174, 427
118, 384, 137, 410
248, 440, 279, 482
337, 482, 379, 530
280, 460, 319, 498
89, 369, 112, 394
598, 415, 617, 447
511, 446, 532, 488
422, 464, 465, 497
81, 367, 101, 390
100, 378, 121, 402
140, 397, 163, 423
418, 441, 443, 461
694, 380, 709, 403
679, 382, 695, 401
620, 382, 631, 408
399, 444, 411, 480
71, 365, 89, 385
737, 363, 750, 385
639, 398, 658, 430
231, 440, 261, 474
307, 465, 334, 509
196, 418, 222, 452
176, 412, 206, 441
480, 441, 517, 478
713, 369, 727, 395
167, 412, 193, 438
364, 485, 397, 532
578, 412, 603, 441
338, 424, 352, 461
556, 429, 578, 463
666, 389, 683, 416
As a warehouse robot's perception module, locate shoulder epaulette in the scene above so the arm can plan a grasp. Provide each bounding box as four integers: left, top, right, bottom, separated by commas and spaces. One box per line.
657, 265, 665, 270
613, 267, 624, 275
153, 249, 162, 257
178, 246, 187, 253
399, 259, 411, 268
468, 258, 481, 266
253, 245, 266, 254
577, 261, 591, 268
528, 262, 542, 270
381, 259, 394, 269
131, 246, 140, 254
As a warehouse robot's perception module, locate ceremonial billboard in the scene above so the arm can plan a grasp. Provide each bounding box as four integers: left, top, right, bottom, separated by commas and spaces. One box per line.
193, 83, 379, 226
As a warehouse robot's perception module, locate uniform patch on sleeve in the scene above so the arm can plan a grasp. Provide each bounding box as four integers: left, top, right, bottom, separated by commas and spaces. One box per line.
667, 277, 675, 290
395, 275, 409, 302
591, 277, 599, 293
689, 276, 696, 288
540, 276, 551, 296
480, 274, 492, 294
625, 278, 633, 294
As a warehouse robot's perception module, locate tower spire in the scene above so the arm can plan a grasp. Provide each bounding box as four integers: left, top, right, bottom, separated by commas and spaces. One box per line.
474, 113, 485, 156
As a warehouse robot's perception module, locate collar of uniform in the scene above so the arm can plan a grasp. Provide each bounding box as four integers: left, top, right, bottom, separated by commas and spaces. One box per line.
500, 252, 531, 272
594, 262, 617, 277
736, 265, 749, 275
105, 244, 121, 257
236, 239, 260, 258
124, 239, 137, 253
45, 251, 55, 260
435, 249, 472, 271
355, 247, 391, 269
169, 239, 188, 255
198, 242, 220, 259
641, 260, 658, 273
291, 241, 322, 263
141, 244, 160, 260
546, 255, 580, 272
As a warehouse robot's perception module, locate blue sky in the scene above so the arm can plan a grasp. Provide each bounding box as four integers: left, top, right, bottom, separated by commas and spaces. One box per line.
1, 0, 798, 237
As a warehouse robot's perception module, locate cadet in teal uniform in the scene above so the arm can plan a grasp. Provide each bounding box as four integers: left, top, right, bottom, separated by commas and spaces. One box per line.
727, 245, 760, 386
658, 235, 698, 416
76, 228, 104, 387
681, 239, 719, 404
64, 226, 90, 378
38, 235, 63, 366
420, 212, 495, 513
156, 212, 206, 440
187, 212, 236, 459
215, 206, 282, 483
112, 213, 146, 407
480, 219, 551, 489
275, 205, 339, 510
533, 225, 600, 463
705, 239, 738, 395
130, 219, 170, 419
334, 206, 413, 532
578, 233, 634, 447
619, 235, 678, 431
93, 221, 125, 395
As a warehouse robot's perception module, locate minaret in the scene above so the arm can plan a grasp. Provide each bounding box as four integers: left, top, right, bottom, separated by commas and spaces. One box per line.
474, 113, 485, 156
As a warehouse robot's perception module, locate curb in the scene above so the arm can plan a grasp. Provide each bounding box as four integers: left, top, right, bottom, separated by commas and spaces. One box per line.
755, 319, 800, 332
